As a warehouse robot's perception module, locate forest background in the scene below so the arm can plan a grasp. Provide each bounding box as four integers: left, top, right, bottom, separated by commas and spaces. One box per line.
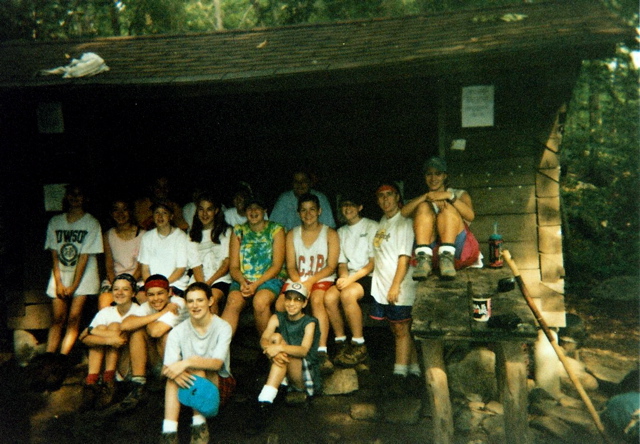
2, 0, 638, 296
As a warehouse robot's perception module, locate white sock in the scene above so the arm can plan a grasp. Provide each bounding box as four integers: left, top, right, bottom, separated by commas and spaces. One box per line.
162, 420, 178, 433
192, 414, 206, 426
352, 337, 365, 345
409, 363, 421, 376
415, 246, 433, 257
257, 385, 278, 403
439, 245, 455, 255
318, 346, 328, 353
335, 336, 347, 343
393, 364, 408, 376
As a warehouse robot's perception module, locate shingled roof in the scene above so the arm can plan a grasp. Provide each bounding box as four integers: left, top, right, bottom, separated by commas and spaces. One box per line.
0, 0, 633, 94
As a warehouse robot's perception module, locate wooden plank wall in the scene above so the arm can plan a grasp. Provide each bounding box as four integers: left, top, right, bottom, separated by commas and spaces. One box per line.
436, 68, 577, 326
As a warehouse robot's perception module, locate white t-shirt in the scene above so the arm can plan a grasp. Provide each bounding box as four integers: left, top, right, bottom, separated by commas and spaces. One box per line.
89, 303, 145, 327
292, 224, 336, 284
189, 227, 232, 285
139, 295, 189, 327
371, 211, 417, 306
337, 217, 378, 275
45, 213, 104, 298
164, 315, 232, 378
182, 202, 197, 232
138, 228, 191, 291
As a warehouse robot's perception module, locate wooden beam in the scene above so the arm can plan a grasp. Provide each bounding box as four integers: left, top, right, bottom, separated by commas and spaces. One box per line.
495, 342, 531, 444
421, 340, 454, 444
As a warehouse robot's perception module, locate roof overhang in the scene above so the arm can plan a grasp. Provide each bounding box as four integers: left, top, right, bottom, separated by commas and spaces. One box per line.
0, 0, 634, 97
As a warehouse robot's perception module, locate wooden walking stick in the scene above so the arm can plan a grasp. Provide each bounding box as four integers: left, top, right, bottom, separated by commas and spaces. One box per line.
502, 250, 610, 443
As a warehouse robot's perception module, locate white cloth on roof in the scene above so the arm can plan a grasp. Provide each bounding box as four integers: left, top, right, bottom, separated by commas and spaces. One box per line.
41, 52, 109, 78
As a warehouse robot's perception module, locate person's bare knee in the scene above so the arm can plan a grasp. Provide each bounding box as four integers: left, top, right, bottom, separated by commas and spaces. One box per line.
269, 333, 285, 345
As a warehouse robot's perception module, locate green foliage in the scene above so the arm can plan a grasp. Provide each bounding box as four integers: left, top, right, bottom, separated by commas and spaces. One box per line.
561, 47, 640, 292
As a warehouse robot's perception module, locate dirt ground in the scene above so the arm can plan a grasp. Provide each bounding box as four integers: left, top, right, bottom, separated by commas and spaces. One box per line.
0, 291, 637, 444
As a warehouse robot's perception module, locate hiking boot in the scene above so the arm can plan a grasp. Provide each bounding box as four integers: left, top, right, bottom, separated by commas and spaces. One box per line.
159, 432, 179, 444
389, 374, 407, 399
118, 382, 147, 412
333, 341, 349, 364
95, 380, 116, 410
335, 343, 368, 367
79, 383, 101, 412
413, 252, 432, 281
285, 390, 308, 405
406, 374, 424, 397
438, 251, 456, 280
318, 351, 335, 375
190, 422, 210, 444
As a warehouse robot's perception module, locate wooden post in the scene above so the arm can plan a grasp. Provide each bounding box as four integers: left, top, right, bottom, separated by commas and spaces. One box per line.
421, 339, 454, 444
495, 342, 530, 444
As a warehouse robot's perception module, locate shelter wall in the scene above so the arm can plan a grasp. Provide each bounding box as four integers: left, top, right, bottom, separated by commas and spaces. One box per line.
431, 66, 577, 325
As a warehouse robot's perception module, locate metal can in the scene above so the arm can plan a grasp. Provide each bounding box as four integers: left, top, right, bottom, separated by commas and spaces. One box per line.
472, 297, 491, 322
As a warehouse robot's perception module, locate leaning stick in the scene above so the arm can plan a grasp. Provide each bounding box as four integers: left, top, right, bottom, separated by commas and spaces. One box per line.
502, 250, 610, 442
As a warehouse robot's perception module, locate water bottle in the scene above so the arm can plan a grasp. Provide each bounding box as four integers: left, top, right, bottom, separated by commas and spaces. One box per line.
488, 222, 503, 268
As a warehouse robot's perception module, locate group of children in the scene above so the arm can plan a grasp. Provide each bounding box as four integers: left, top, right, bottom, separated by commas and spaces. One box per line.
42, 158, 480, 441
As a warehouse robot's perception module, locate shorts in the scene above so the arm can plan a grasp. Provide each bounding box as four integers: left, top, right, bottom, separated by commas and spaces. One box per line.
369, 300, 412, 322
431, 225, 480, 270
282, 280, 333, 294
218, 374, 236, 408
354, 276, 373, 301
229, 278, 284, 298
211, 281, 230, 296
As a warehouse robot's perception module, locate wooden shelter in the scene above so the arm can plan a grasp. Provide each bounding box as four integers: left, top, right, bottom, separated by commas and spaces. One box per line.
0, 0, 634, 332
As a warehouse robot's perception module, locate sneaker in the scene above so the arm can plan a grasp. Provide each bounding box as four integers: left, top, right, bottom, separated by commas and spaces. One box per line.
95, 380, 116, 410
389, 374, 407, 399
246, 401, 272, 435
117, 382, 147, 412
318, 351, 334, 375
285, 390, 308, 405
413, 252, 433, 281
79, 383, 101, 412
159, 432, 179, 444
439, 251, 456, 280
406, 374, 424, 397
335, 343, 368, 367
190, 422, 210, 444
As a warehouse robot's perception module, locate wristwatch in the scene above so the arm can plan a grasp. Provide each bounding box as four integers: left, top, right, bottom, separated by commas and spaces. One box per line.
448, 191, 457, 204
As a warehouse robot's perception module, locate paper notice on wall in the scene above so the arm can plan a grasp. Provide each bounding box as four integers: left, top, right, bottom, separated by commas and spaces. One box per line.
462, 85, 494, 128
44, 184, 68, 212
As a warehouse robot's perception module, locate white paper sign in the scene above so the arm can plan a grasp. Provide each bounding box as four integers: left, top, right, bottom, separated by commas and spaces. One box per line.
462, 85, 494, 128
44, 183, 68, 212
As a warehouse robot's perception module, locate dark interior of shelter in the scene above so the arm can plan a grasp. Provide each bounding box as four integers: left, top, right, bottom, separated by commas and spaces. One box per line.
1, 78, 438, 345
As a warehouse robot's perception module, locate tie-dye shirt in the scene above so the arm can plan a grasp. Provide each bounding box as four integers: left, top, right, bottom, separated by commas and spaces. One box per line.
234, 221, 286, 282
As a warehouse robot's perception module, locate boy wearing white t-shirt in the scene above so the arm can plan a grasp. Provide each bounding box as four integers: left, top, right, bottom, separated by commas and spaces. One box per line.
325, 193, 378, 367
161, 282, 234, 444
370, 182, 421, 398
